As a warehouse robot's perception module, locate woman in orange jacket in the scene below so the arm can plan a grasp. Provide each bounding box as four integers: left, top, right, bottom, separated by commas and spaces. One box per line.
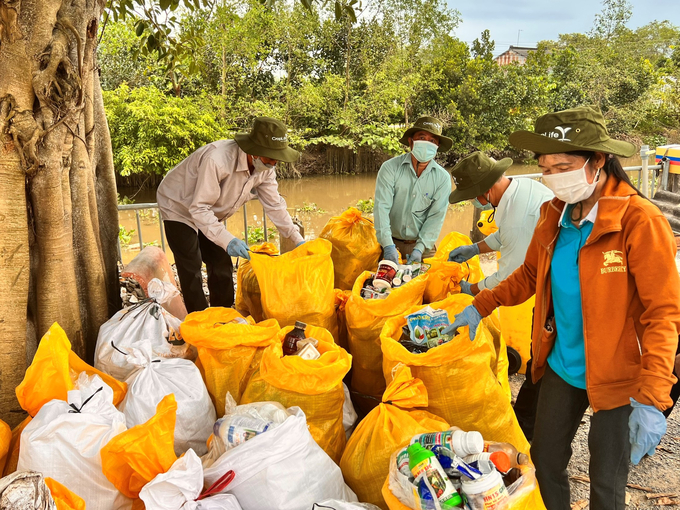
446, 106, 680, 510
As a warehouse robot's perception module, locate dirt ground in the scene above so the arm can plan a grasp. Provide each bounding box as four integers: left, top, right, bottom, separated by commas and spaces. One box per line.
508, 375, 680, 509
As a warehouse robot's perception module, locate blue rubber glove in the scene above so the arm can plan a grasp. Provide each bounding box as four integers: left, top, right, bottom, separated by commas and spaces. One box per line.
296, 239, 306, 247
629, 397, 667, 465
441, 304, 482, 341
406, 249, 423, 264
459, 280, 474, 296
448, 244, 480, 263
383, 244, 399, 264
227, 238, 250, 260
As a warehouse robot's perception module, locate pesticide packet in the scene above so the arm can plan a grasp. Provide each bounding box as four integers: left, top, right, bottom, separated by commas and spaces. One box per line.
405, 306, 452, 348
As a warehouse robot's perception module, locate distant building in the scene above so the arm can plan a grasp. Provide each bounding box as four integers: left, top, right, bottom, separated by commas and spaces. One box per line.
495, 46, 537, 66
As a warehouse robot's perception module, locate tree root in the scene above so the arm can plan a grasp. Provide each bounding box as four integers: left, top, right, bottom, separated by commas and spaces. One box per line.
0, 0, 21, 46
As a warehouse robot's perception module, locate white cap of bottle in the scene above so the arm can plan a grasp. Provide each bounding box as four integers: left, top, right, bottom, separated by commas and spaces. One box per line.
451, 429, 484, 457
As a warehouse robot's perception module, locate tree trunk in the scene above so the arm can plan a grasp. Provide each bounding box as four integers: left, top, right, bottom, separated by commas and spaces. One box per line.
0, 0, 119, 426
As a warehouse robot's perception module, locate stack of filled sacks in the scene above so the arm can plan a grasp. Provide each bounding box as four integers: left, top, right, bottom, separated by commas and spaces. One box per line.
319, 207, 382, 291
94, 277, 195, 382
340, 365, 449, 509
249, 239, 338, 340
380, 294, 528, 452
180, 308, 281, 414
240, 324, 352, 463
234, 243, 279, 322
345, 271, 428, 414
422, 232, 485, 303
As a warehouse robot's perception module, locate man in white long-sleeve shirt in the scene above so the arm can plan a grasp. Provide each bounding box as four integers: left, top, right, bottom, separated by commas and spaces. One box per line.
157, 117, 303, 312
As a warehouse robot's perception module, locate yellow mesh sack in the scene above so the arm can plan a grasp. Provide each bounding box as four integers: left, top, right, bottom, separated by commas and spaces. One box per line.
340, 365, 449, 509
335, 289, 352, 352
249, 238, 338, 338
15, 323, 127, 418
235, 242, 279, 322
380, 294, 529, 453
0, 419, 10, 476
499, 296, 535, 375
345, 272, 428, 414
319, 208, 382, 290
180, 307, 280, 415
240, 324, 351, 463
381, 442, 545, 510
45, 478, 86, 510
423, 232, 485, 303
2, 416, 30, 476
101, 394, 178, 500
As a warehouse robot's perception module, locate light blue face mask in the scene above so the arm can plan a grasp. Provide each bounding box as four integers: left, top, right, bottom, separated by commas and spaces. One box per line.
411, 140, 438, 163
472, 198, 493, 210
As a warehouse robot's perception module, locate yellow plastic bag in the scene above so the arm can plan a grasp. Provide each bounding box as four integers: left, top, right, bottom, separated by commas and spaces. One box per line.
335, 289, 352, 352
2, 416, 30, 477
240, 324, 351, 463
45, 477, 86, 510
380, 294, 529, 453
235, 242, 279, 322
345, 272, 428, 414
0, 419, 10, 476
249, 238, 338, 338
381, 441, 545, 510
482, 311, 512, 402
319, 208, 382, 290
340, 365, 449, 509
500, 296, 535, 374
423, 232, 485, 303
180, 308, 280, 414
15, 323, 127, 418
101, 393, 178, 500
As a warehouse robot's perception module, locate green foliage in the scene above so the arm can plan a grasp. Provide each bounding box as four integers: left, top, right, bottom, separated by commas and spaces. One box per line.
116, 193, 134, 205
100, 0, 680, 182
355, 198, 374, 214
295, 202, 327, 214
243, 226, 278, 244
119, 225, 136, 247
104, 84, 226, 176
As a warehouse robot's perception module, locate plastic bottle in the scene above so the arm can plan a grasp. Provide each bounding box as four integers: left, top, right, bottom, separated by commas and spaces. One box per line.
483, 442, 529, 468
373, 260, 399, 289
214, 415, 273, 448
282, 321, 307, 356
411, 429, 484, 457
460, 469, 509, 510
463, 452, 512, 474
408, 443, 461, 507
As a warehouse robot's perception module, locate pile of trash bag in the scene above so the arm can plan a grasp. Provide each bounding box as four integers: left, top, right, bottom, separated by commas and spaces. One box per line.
0, 213, 546, 509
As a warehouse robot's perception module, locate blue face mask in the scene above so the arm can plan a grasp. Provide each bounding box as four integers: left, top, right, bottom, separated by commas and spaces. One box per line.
472, 198, 493, 210
411, 140, 438, 163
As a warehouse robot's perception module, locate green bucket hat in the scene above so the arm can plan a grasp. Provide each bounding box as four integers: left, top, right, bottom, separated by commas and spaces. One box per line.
399, 116, 453, 153
234, 117, 300, 163
509, 105, 636, 158
448, 151, 513, 204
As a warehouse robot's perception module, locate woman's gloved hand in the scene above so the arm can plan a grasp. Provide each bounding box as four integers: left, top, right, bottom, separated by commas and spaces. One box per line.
227, 238, 250, 260
441, 304, 482, 341
629, 397, 667, 465
448, 244, 480, 263
459, 280, 474, 296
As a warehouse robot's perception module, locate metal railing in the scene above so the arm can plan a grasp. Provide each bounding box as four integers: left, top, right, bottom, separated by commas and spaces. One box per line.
117, 199, 269, 262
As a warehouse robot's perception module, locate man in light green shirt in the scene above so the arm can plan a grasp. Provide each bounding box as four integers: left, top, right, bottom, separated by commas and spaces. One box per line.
374, 116, 453, 264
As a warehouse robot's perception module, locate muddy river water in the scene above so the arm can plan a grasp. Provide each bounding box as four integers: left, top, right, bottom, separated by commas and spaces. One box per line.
118, 157, 642, 265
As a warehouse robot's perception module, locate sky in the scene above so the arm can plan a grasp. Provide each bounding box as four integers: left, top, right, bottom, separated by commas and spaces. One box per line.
449, 0, 680, 56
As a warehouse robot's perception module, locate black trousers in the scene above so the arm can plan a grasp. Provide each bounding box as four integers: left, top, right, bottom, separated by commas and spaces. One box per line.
164, 220, 234, 313
531, 365, 631, 510
514, 357, 541, 441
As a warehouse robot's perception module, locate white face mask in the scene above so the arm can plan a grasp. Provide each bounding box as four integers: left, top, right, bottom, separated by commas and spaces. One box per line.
541, 158, 601, 204
253, 157, 275, 172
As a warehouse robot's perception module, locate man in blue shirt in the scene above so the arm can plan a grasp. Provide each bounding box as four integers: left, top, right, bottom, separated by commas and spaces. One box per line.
374, 117, 453, 264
